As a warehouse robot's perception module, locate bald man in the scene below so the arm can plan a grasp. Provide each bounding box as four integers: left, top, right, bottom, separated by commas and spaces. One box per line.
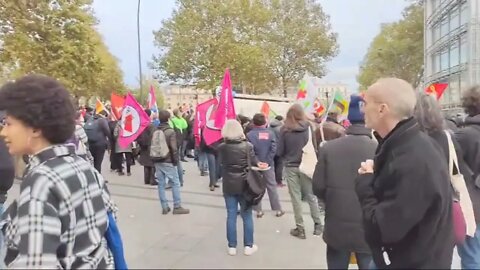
355, 78, 454, 269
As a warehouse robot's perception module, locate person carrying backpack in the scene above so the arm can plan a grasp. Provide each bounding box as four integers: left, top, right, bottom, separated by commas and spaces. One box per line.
152, 110, 189, 215
84, 112, 111, 173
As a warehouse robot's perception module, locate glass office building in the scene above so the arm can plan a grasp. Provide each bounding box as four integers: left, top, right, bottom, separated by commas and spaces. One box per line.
424, 0, 480, 112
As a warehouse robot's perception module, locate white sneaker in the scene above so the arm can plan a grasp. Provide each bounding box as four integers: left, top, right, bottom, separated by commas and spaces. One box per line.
228, 247, 237, 256
244, 244, 258, 256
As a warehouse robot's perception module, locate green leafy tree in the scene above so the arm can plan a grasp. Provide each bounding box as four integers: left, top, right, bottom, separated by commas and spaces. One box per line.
0, 0, 124, 98
357, 2, 424, 90
152, 0, 338, 95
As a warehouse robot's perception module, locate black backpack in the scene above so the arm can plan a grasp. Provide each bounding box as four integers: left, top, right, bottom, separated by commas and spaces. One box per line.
84, 118, 103, 143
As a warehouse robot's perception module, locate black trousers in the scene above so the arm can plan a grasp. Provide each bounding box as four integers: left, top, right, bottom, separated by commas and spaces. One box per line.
144, 166, 156, 185
116, 152, 133, 173
274, 155, 284, 185
89, 144, 106, 173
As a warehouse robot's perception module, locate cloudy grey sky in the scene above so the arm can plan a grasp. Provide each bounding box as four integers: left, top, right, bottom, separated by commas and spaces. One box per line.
92, 0, 409, 92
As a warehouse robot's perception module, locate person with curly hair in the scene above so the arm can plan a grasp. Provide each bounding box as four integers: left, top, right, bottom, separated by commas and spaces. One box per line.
455, 85, 480, 269
0, 74, 117, 268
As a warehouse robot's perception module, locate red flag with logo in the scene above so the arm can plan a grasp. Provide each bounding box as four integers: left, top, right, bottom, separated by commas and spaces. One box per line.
111, 93, 125, 120
118, 93, 150, 148
214, 68, 236, 129
425, 83, 448, 100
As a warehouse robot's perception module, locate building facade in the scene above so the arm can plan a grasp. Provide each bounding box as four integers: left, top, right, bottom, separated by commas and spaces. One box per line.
162, 84, 213, 110
424, 0, 480, 111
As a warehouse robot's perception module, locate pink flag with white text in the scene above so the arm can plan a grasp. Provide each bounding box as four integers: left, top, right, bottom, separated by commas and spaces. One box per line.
119, 93, 150, 148
214, 68, 236, 129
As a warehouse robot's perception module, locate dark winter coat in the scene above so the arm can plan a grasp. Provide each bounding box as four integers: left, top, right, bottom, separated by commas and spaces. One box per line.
455, 114, 480, 223
269, 119, 283, 143
0, 138, 14, 203
136, 123, 155, 167
277, 120, 310, 168
246, 127, 277, 166
355, 117, 454, 269
312, 124, 377, 253
217, 139, 258, 196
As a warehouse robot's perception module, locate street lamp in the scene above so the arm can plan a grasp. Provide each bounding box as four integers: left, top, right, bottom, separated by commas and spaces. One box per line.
137, 0, 143, 100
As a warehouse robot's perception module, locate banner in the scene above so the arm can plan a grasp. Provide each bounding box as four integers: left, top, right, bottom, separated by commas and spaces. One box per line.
118, 93, 150, 148
193, 98, 218, 147
111, 93, 125, 121
425, 83, 448, 100
147, 85, 158, 113
95, 98, 108, 115
295, 74, 321, 114
214, 68, 236, 129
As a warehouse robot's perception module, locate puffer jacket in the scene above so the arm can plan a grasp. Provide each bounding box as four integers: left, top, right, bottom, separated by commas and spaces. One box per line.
217, 139, 258, 195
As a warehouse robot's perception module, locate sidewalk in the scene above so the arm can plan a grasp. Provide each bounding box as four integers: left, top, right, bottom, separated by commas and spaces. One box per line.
7, 157, 461, 269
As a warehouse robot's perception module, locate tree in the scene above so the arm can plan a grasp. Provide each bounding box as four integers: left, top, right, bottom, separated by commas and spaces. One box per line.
357, 2, 424, 90
0, 0, 124, 98
151, 0, 338, 95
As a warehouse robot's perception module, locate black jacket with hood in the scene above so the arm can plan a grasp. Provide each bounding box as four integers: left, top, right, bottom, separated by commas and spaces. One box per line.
0, 137, 14, 203
277, 120, 310, 168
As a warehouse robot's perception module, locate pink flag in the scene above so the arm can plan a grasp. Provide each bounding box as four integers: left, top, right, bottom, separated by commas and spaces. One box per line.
147, 85, 158, 112
214, 68, 236, 129
194, 98, 218, 147
119, 93, 150, 148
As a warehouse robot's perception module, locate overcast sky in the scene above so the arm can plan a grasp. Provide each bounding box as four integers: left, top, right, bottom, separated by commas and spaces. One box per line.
92, 0, 410, 93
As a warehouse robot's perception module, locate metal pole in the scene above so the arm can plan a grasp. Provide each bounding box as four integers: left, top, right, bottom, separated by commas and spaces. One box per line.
137, 0, 143, 100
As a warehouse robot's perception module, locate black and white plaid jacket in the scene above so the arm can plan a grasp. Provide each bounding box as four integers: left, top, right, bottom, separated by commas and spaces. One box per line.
2, 145, 117, 269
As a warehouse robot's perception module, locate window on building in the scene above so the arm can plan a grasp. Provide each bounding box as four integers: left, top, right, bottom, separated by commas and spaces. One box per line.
433, 52, 441, 73
449, 74, 460, 106
460, 71, 469, 94
460, 3, 469, 25
440, 17, 449, 38
460, 35, 468, 64
432, 23, 440, 42
450, 8, 460, 30
450, 43, 460, 67
441, 49, 449, 71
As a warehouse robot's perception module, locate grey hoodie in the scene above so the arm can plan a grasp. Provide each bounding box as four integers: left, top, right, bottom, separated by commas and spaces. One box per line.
277, 120, 310, 167
269, 119, 283, 143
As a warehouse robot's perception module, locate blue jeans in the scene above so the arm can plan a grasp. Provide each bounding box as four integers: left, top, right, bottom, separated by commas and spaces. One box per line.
326, 245, 372, 270
197, 150, 208, 173
155, 163, 182, 209
206, 153, 217, 187
457, 224, 480, 269
176, 153, 184, 186
224, 195, 254, 248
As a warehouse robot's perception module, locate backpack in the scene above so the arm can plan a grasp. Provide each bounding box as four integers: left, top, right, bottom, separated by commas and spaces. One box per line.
84, 118, 103, 143
150, 129, 170, 161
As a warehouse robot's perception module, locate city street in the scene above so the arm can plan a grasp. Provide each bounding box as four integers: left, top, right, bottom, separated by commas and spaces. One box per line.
7, 157, 461, 269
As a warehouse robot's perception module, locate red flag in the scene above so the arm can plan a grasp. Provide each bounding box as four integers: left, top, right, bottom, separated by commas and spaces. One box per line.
111, 93, 125, 120
118, 93, 150, 148
260, 101, 270, 118
214, 68, 236, 129
425, 83, 448, 100
194, 98, 218, 147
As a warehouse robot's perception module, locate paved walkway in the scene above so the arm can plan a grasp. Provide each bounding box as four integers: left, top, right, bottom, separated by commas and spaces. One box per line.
8, 156, 461, 269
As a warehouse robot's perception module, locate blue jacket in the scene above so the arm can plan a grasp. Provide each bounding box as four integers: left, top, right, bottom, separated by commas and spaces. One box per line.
246, 127, 277, 166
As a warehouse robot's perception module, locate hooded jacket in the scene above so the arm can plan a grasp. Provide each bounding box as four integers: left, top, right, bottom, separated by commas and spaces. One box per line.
277, 120, 310, 168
